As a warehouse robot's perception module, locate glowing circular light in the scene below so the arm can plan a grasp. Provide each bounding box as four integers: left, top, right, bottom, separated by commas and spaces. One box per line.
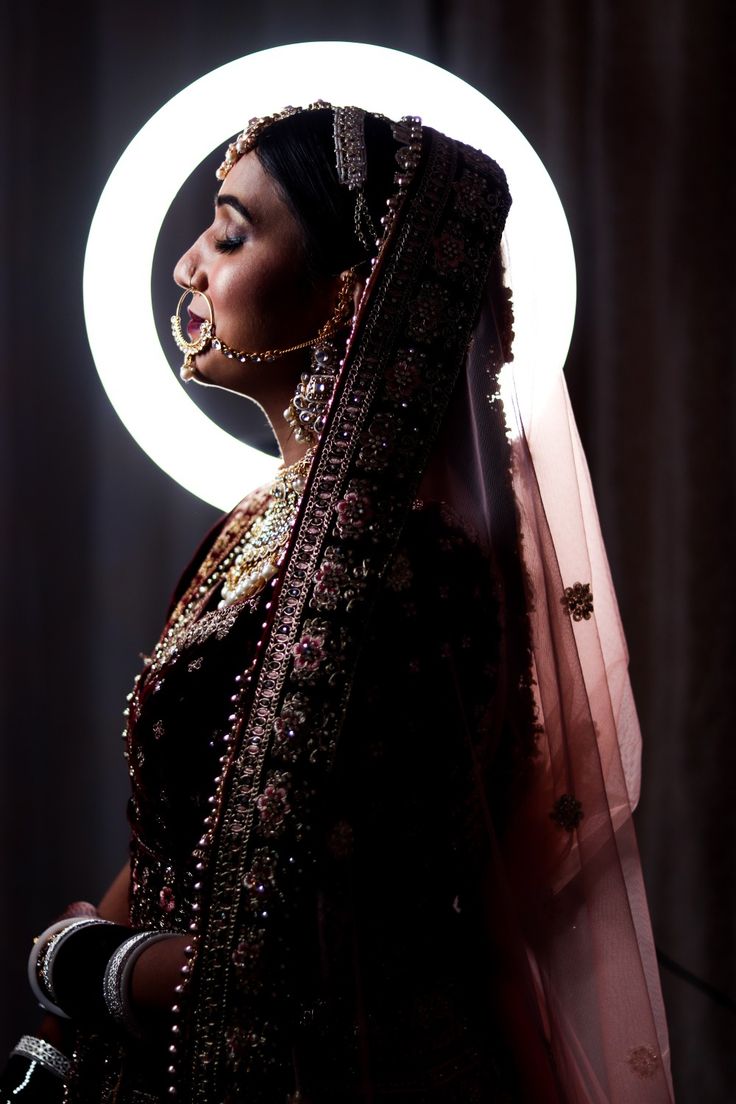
83, 42, 576, 511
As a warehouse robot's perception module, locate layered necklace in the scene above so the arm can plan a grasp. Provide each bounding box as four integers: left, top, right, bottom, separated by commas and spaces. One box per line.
218, 449, 313, 607
145, 449, 314, 676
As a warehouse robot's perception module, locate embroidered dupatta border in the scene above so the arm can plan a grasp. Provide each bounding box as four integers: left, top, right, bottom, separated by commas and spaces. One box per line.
186, 126, 511, 1099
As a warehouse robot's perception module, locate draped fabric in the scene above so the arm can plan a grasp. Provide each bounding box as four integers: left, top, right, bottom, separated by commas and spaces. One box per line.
3, 7, 733, 1104
59, 115, 674, 1102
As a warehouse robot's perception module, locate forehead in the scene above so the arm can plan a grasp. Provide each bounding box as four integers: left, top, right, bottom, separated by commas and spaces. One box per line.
216, 150, 288, 221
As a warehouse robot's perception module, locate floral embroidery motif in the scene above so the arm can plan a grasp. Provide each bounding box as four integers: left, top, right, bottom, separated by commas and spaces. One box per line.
452, 169, 495, 220
310, 547, 367, 613
255, 771, 292, 838
335, 481, 375, 539
562, 582, 594, 621
152, 720, 165, 740
188, 656, 204, 673
272, 694, 310, 762
384, 348, 425, 403
627, 1045, 660, 1079
292, 623, 327, 678
357, 413, 399, 472
158, 885, 176, 913
232, 926, 266, 979
550, 793, 584, 831
242, 847, 283, 910
407, 280, 451, 342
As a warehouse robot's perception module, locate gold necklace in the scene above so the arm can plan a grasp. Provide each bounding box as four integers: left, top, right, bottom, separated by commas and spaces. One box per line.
218, 450, 314, 607
144, 450, 314, 675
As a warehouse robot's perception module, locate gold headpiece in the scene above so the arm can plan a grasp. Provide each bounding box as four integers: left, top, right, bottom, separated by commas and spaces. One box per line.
215, 100, 420, 257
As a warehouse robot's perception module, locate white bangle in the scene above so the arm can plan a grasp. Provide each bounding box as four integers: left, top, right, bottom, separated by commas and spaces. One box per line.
27, 917, 113, 1019
10, 1035, 71, 1080
102, 931, 177, 1036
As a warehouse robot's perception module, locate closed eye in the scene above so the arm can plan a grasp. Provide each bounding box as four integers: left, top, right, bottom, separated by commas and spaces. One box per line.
214, 236, 245, 253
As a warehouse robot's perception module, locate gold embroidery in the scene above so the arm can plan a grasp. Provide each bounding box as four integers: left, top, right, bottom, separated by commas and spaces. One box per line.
550, 793, 583, 831
562, 582, 594, 621
627, 1045, 660, 1079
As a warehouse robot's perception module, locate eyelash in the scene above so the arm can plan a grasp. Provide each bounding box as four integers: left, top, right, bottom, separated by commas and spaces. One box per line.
214, 235, 245, 253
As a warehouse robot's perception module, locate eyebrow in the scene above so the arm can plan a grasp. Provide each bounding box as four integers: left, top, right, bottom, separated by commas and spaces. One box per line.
214, 193, 254, 223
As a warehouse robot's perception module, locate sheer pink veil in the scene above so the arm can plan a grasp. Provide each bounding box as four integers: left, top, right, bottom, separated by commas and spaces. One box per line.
427, 244, 675, 1101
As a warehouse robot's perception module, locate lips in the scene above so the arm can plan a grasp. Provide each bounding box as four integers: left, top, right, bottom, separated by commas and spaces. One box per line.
187, 307, 205, 339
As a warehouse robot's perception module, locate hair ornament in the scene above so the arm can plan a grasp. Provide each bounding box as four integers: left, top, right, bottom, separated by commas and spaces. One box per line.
216, 101, 331, 180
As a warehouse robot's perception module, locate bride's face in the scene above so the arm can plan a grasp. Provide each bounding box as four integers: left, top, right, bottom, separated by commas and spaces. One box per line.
173, 150, 337, 395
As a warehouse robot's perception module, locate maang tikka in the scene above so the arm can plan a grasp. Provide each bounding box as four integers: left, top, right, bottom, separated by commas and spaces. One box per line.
172, 103, 387, 393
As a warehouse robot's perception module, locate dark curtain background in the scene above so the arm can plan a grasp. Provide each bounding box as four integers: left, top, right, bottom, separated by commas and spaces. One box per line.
1, 2, 733, 1100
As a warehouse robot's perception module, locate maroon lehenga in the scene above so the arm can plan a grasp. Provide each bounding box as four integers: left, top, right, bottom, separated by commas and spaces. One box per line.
65, 116, 673, 1103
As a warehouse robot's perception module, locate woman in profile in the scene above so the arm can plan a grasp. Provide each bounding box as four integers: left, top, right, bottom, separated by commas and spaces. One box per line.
3, 103, 673, 1102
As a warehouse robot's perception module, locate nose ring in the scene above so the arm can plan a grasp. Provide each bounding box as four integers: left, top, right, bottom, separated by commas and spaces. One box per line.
171, 288, 215, 381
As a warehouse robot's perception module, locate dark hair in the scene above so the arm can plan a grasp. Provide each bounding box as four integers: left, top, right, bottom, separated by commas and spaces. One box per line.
255, 107, 398, 279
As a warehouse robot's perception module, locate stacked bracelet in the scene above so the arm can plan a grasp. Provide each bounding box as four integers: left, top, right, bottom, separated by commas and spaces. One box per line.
10, 1036, 70, 1081
102, 931, 176, 1036
28, 918, 130, 1022
27, 918, 112, 1018
28, 920, 182, 1035
0, 1035, 70, 1102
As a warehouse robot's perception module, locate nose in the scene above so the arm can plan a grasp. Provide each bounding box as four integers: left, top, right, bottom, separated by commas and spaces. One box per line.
173, 238, 204, 291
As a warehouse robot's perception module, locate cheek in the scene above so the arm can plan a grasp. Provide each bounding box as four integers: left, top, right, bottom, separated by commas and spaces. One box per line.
216, 254, 307, 338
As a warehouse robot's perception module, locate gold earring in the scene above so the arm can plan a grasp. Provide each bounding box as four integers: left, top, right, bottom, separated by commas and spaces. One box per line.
171, 288, 215, 381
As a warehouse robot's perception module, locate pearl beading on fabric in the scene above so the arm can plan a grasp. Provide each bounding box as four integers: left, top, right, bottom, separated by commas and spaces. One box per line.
158, 107, 425, 1099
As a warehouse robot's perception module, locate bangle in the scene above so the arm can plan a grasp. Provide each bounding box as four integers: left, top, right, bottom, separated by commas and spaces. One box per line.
102, 931, 177, 1036
27, 918, 112, 1018
10, 1035, 70, 1081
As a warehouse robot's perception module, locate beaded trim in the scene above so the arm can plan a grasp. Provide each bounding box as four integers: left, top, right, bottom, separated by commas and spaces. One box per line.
12, 1035, 71, 1080
216, 102, 329, 181
181, 129, 511, 1100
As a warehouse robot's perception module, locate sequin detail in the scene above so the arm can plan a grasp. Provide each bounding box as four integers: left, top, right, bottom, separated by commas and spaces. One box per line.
627, 1045, 660, 1079
562, 582, 594, 621
550, 793, 584, 831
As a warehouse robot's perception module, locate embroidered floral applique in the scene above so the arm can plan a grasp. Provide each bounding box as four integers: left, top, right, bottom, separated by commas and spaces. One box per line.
550, 793, 584, 831
384, 349, 424, 403
627, 1045, 660, 1079
292, 625, 327, 679
407, 280, 451, 342
310, 547, 368, 613
562, 582, 594, 621
158, 886, 176, 913
255, 771, 292, 839
357, 412, 399, 472
272, 693, 310, 762
243, 847, 282, 910
335, 480, 375, 539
